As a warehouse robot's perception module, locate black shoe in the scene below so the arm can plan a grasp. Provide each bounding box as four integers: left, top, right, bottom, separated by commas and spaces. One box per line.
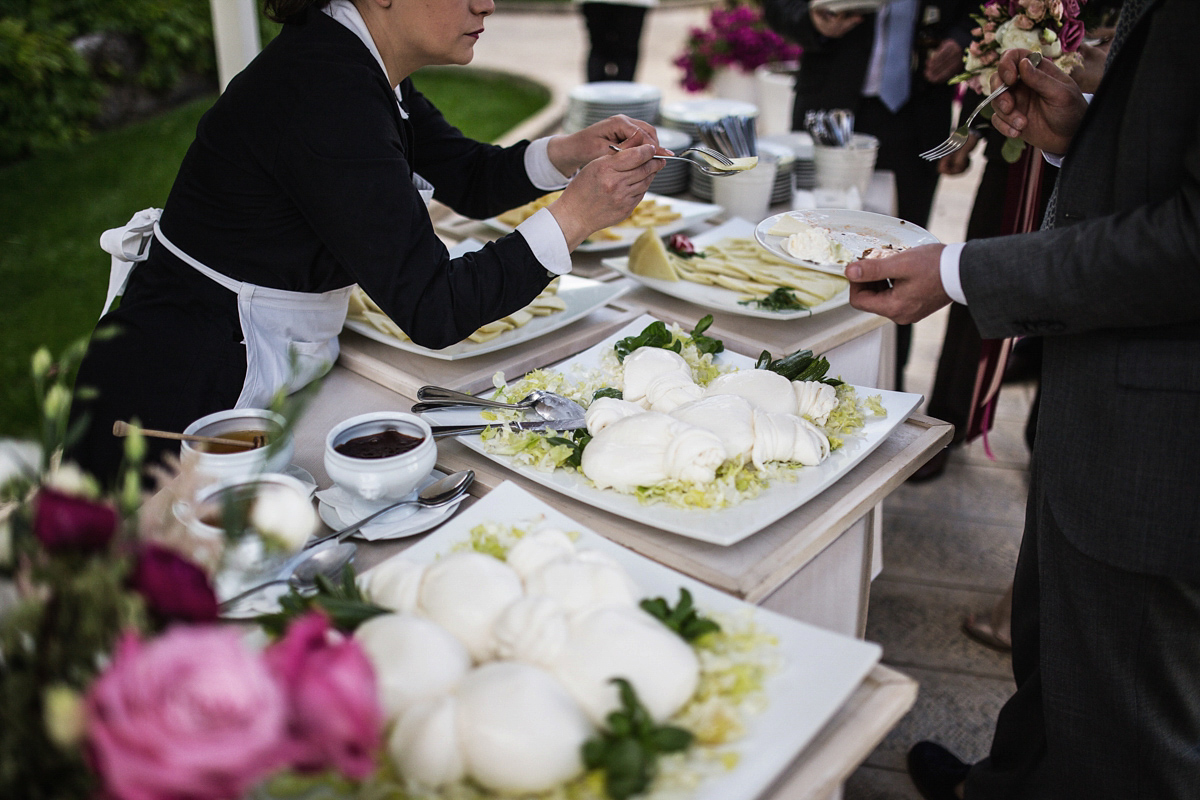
907, 447, 950, 483
907, 741, 970, 800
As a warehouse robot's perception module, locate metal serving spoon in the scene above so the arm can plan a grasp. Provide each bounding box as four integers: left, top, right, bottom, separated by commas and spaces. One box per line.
218, 541, 357, 611
412, 386, 586, 421
303, 469, 474, 549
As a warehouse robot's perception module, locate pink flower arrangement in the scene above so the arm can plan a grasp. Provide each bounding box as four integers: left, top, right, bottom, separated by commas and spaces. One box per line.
674, 5, 801, 93
954, 0, 1089, 93
33, 487, 118, 553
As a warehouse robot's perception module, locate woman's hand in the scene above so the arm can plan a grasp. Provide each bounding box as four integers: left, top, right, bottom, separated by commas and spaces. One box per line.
546, 115, 664, 176
990, 49, 1088, 156
549, 140, 663, 250
809, 8, 863, 38
924, 38, 964, 84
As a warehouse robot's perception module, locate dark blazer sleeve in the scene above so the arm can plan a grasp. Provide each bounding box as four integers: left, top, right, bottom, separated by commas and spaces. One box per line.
273, 69, 552, 350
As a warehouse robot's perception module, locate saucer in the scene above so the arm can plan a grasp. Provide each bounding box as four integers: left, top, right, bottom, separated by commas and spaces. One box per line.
315, 470, 466, 541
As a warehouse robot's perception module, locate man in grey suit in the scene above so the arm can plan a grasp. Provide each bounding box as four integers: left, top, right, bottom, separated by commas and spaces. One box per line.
847, 1, 1200, 797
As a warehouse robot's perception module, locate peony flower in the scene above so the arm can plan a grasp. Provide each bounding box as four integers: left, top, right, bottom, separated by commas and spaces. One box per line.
33, 488, 118, 553
129, 543, 219, 622
266, 612, 383, 780
1058, 17, 1085, 52
85, 628, 291, 800
995, 18, 1044, 52
250, 482, 318, 553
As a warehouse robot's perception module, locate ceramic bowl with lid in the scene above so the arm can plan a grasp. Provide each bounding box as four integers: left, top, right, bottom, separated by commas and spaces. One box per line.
181, 408, 293, 482
324, 412, 437, 503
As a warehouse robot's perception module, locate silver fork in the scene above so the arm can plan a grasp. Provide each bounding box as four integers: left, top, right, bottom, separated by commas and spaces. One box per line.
608, 143, 739, 175
919, 52, 1042, 161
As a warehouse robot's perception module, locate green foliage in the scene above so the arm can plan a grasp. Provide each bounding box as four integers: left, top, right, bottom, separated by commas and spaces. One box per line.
252, 564, 390, 638
640, 587, 721, 642
582, 679, 693, 800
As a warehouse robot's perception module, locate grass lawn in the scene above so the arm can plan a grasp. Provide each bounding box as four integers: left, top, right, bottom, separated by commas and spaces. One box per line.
0, 67, 548, 439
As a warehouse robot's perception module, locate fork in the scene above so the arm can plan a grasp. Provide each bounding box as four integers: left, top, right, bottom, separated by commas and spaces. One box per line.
919, 52, 1042, 161
608, 143, 739, 175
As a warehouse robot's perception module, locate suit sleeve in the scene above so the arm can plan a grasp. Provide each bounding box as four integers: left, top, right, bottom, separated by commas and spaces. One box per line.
960, 110, 1200, 338
273, 73, 552, 349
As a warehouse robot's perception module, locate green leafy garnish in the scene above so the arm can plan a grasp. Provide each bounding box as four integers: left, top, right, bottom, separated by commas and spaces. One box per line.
614, 315, 724, 362
545, 429, 593, 469
582, 679, 694, 800
689, 314, 724, 358
614, 320, 681, 362
640, 587, 721, 642
739, 287, 808, 312
593, 387, 623, 402
252, 564, 389, 637
756, 347, 842, 386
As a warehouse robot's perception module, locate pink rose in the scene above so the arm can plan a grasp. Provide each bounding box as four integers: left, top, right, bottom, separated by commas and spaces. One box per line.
266, 613, 383, 780
86, 628, 290, 800
983, 29, 996, 44
1061, 0, 1079, 17
1059, 16, 1086, 52
1047, 0, 1064, 20
969, 40, 984, 56
1013, 13, 1035, 30
981, 49, 1001, 66
129, 543, 219, 623
983, 4, 1003, 20
33, 488, 118, 553
1026, 0, 1046, 21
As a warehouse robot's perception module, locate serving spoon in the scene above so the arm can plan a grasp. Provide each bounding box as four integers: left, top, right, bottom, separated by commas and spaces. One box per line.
412, 386, 586, 421
303, 469, 474, 549
218, 541, 357, 611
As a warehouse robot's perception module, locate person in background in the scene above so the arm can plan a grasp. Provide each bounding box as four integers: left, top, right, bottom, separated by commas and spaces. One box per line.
845, 2, 1200, 797
68, 0, 665, 485
578, 0, 658, 82
761, 0, 973, 389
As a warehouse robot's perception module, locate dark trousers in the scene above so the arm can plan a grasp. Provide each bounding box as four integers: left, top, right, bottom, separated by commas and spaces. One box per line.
966, 467, 1200, 799
581, 3, 648, 83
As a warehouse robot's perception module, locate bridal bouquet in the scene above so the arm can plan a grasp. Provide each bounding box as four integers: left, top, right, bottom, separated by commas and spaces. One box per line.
674, 4, 801, 92
953, 0, 1088, 93
0, 341, 385, 799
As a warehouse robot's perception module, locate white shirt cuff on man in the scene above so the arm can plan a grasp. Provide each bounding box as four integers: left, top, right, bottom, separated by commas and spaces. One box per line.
524, 137, 572, 190
517, 208, 573, 275
940, 241, 968, 305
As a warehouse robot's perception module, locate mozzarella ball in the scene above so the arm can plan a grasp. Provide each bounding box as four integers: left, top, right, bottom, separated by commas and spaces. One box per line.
622, 347, 692, 407
354, 613, 471, 720
643, 372, 704, 413
552, 606, 700, 726
705, 369, 796, 415
524, 549, 639, 616
492, 595, 570, 668
792, 380, 838, 425
506, 527, 576, 583
388, 694, 465, 788
584, 397, 644, 435
670, 394, 757, 462
359, 556, 425, 613
419, 552, 524, 662
455, 662, 593, 793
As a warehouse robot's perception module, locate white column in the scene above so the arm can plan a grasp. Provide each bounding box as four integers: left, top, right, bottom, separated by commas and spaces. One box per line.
210, 0, 262, 92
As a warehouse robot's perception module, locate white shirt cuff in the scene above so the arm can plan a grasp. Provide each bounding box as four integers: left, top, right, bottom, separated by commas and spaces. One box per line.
1042, 93, 1092, 166
517, 207, 572, 275
940, 241, 968, 305
524, 137, 571, 190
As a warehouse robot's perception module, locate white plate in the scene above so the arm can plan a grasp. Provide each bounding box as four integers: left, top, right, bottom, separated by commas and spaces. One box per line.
343, 275, 629, 361
568, 81, 662, 105
457, 315, 923, 545
810, 0, 891, 13
315, 470, 466, 542
755, 209, 939, 276
603, 219, 850, 321
482, 193, 722, 253
369, 481, 882, 800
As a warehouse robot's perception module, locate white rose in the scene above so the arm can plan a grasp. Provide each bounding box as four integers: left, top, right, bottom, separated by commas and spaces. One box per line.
250, 482, 317, 552
995, 19, 1042, 53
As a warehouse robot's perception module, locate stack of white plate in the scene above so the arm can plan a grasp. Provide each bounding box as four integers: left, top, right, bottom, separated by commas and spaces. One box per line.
760, 132, 817, 190
659, 99, 759, 139
648, 126, 693, 195
689, 140, 796, 204
563, 82, 662, 133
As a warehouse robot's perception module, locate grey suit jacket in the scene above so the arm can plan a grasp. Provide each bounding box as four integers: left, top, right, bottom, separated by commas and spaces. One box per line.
961, 0, 1200, 580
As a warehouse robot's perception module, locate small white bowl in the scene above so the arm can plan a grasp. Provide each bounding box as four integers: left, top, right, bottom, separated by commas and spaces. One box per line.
181, 408, 293, 482
324, 412, 437, 503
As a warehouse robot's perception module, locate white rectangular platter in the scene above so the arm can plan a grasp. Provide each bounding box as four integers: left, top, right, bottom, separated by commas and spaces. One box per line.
383, 480, 883, 800
455, 315, 923, 545
482, 193, 722, 253
343, 275, 629, 361
601, 218, 850, 321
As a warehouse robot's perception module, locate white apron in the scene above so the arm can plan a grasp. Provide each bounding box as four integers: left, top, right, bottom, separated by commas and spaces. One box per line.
99, 208, 352, 409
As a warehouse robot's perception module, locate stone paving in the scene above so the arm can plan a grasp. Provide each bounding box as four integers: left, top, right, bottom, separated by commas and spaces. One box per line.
477, 6, 1029, 797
